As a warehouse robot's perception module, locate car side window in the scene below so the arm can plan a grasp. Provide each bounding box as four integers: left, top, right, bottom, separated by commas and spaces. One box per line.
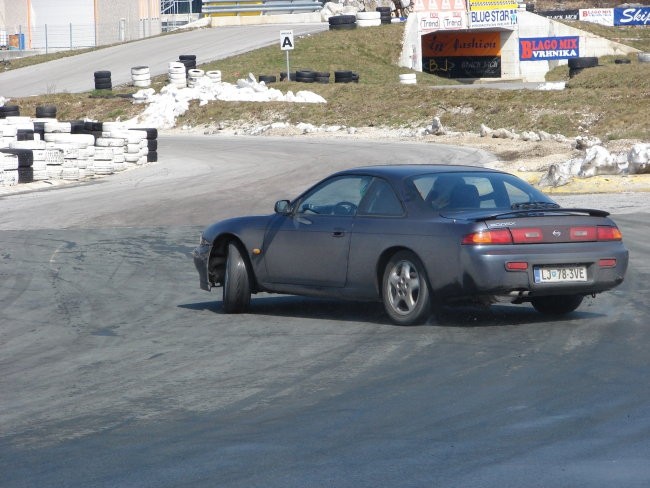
358, 178, 404, 216
297, 175, 372, 216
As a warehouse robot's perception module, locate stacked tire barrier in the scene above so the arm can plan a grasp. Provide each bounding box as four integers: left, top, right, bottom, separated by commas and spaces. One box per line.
0, 114, 158, 188
258, 75, 277, 84
131, 66, 151, 88
187, 69, 205, 88
334, 70, 359, 83
356, 11, 381, 27
377, 6, 392, 24
168, 62, 187, 88
94, 71, 112, 90
329, 15, 356, 30
179, 54, 197, 74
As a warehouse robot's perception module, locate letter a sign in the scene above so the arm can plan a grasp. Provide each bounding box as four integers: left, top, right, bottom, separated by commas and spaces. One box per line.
280, 30, 294, 51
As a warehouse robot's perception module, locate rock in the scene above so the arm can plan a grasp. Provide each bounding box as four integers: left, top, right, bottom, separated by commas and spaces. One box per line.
575, 135, 602, 150
492, 128, 516, 139
479, 123, 492, 137
428, 116, 446, 135
521, 131, 541, 142
578, 146, 623, 177
628, 143, 650, 174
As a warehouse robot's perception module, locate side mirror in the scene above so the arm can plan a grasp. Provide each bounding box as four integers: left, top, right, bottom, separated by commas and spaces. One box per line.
274, 200, 291, 215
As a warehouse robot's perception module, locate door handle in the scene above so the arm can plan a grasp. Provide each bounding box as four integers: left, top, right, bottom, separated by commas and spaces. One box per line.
332, 229, 345, 237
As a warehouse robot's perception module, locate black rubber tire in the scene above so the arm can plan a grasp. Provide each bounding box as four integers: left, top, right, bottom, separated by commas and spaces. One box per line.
18, 168, 34, 183
35, 104, 57, 118
614, 58, 631, 64
315, 77, 330, 84
93, 70, 112, 79
222, 242, 252, 314
568, 57, 598, 69
531, 295, 583, 315
329, 23, 357, 30
131, 127, 158, 140
328, 14, 356, 25
147, 151, 158, 163
179, 54, 197, 61
16, 129, 35, 141
382, 250, 431, 326
376, 6, 391, 12
147, 139, 158, 151
94, 81, 112, 90
69, 120, 86, 133
568, 68, 583, 78
258, 75, 277, 83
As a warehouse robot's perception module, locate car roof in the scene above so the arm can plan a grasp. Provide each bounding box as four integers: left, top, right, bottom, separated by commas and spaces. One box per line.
332, 164, 503, 179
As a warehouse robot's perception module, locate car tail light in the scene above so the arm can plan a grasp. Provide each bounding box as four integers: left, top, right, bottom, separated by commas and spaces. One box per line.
462, 229, 512, 245
506, 261, 528, 271
599, 258, 617, 268
597, 226, 623, 241
510, 228, 543, 243
570, 226, 597, 241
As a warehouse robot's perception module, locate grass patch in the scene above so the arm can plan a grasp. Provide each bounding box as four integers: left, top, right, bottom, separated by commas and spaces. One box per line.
8, 23, 650, 140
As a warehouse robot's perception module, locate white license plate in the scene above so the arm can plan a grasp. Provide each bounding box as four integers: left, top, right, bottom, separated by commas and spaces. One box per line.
534, 266, 587, 283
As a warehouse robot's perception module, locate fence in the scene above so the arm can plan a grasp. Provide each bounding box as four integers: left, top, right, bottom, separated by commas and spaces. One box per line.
0, 20, 162, 53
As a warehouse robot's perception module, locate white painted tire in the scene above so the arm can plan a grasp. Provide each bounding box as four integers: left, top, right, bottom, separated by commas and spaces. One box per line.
639, 52, 650, 63
131, 73, 151, 82
9, 140, 46, 149
44, 121, 71, 133
133, 80, 151, 88
46, 166, 64, 179
2, 169, 18, 186
357, 19, 381, 27
188, 69, 204, 77
168, 66, 186, 76
206, 70, 222, 82
0, 125, 18, 137
131, 66, 150, 75
1, 154, 19, 170
357, 11, 381, 20
94, 148, 114, 161
95, 137, 125, 147
33, 169, 48, 181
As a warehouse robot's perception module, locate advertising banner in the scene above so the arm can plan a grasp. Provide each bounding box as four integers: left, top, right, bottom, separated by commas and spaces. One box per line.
413, 0, 468, 13
422, 31, 501, 57
468, 8, 518, 28
579, 8, 614, 26
537, 10, 579, 20
614, 7, 650, 26
418, 11, 467, 32
422, 56, 501, 78
519, 36, 580, 61
468, 0, 518, 11
422, 31, 501, 79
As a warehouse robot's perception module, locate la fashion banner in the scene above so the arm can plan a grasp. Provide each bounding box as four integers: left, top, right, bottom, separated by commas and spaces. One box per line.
519, 36, 580, 61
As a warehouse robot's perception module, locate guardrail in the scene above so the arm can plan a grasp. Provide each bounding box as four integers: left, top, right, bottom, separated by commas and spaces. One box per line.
202, 0, 323, 15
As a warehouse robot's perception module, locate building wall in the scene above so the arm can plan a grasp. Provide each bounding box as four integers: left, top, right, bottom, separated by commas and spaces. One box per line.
0, 0, 161, 50
400, 10, 640, 82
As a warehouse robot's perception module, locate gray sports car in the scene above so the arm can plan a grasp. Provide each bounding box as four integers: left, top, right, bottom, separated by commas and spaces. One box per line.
193, 165, 628, 325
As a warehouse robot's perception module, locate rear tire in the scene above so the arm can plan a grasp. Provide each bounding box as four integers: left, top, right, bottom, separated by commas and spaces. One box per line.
222, 242, 251, 313
531, 295, 583, 315
382, 251, 431, 325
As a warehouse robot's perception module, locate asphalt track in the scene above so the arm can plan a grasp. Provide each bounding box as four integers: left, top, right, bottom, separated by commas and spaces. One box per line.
0, 24, 328, 97
1, 136, 649, 488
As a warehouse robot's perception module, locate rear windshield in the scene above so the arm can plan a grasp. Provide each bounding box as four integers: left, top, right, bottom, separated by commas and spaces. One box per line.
408, 171, 556, 211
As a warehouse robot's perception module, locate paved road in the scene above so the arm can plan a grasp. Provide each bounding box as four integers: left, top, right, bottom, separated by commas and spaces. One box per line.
1, 137, 649, 488
0, 24, 327, 98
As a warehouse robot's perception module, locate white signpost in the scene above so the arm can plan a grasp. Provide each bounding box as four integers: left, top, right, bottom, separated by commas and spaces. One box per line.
280, 30, 294, 81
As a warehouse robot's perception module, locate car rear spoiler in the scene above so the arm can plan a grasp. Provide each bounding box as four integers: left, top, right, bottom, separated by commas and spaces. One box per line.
442, 208, 611, 221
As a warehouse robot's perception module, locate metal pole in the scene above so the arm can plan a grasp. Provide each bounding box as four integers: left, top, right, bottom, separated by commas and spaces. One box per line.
69, 22, 72, 50
45, 24, 48, 55
286, 51, 290, 81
